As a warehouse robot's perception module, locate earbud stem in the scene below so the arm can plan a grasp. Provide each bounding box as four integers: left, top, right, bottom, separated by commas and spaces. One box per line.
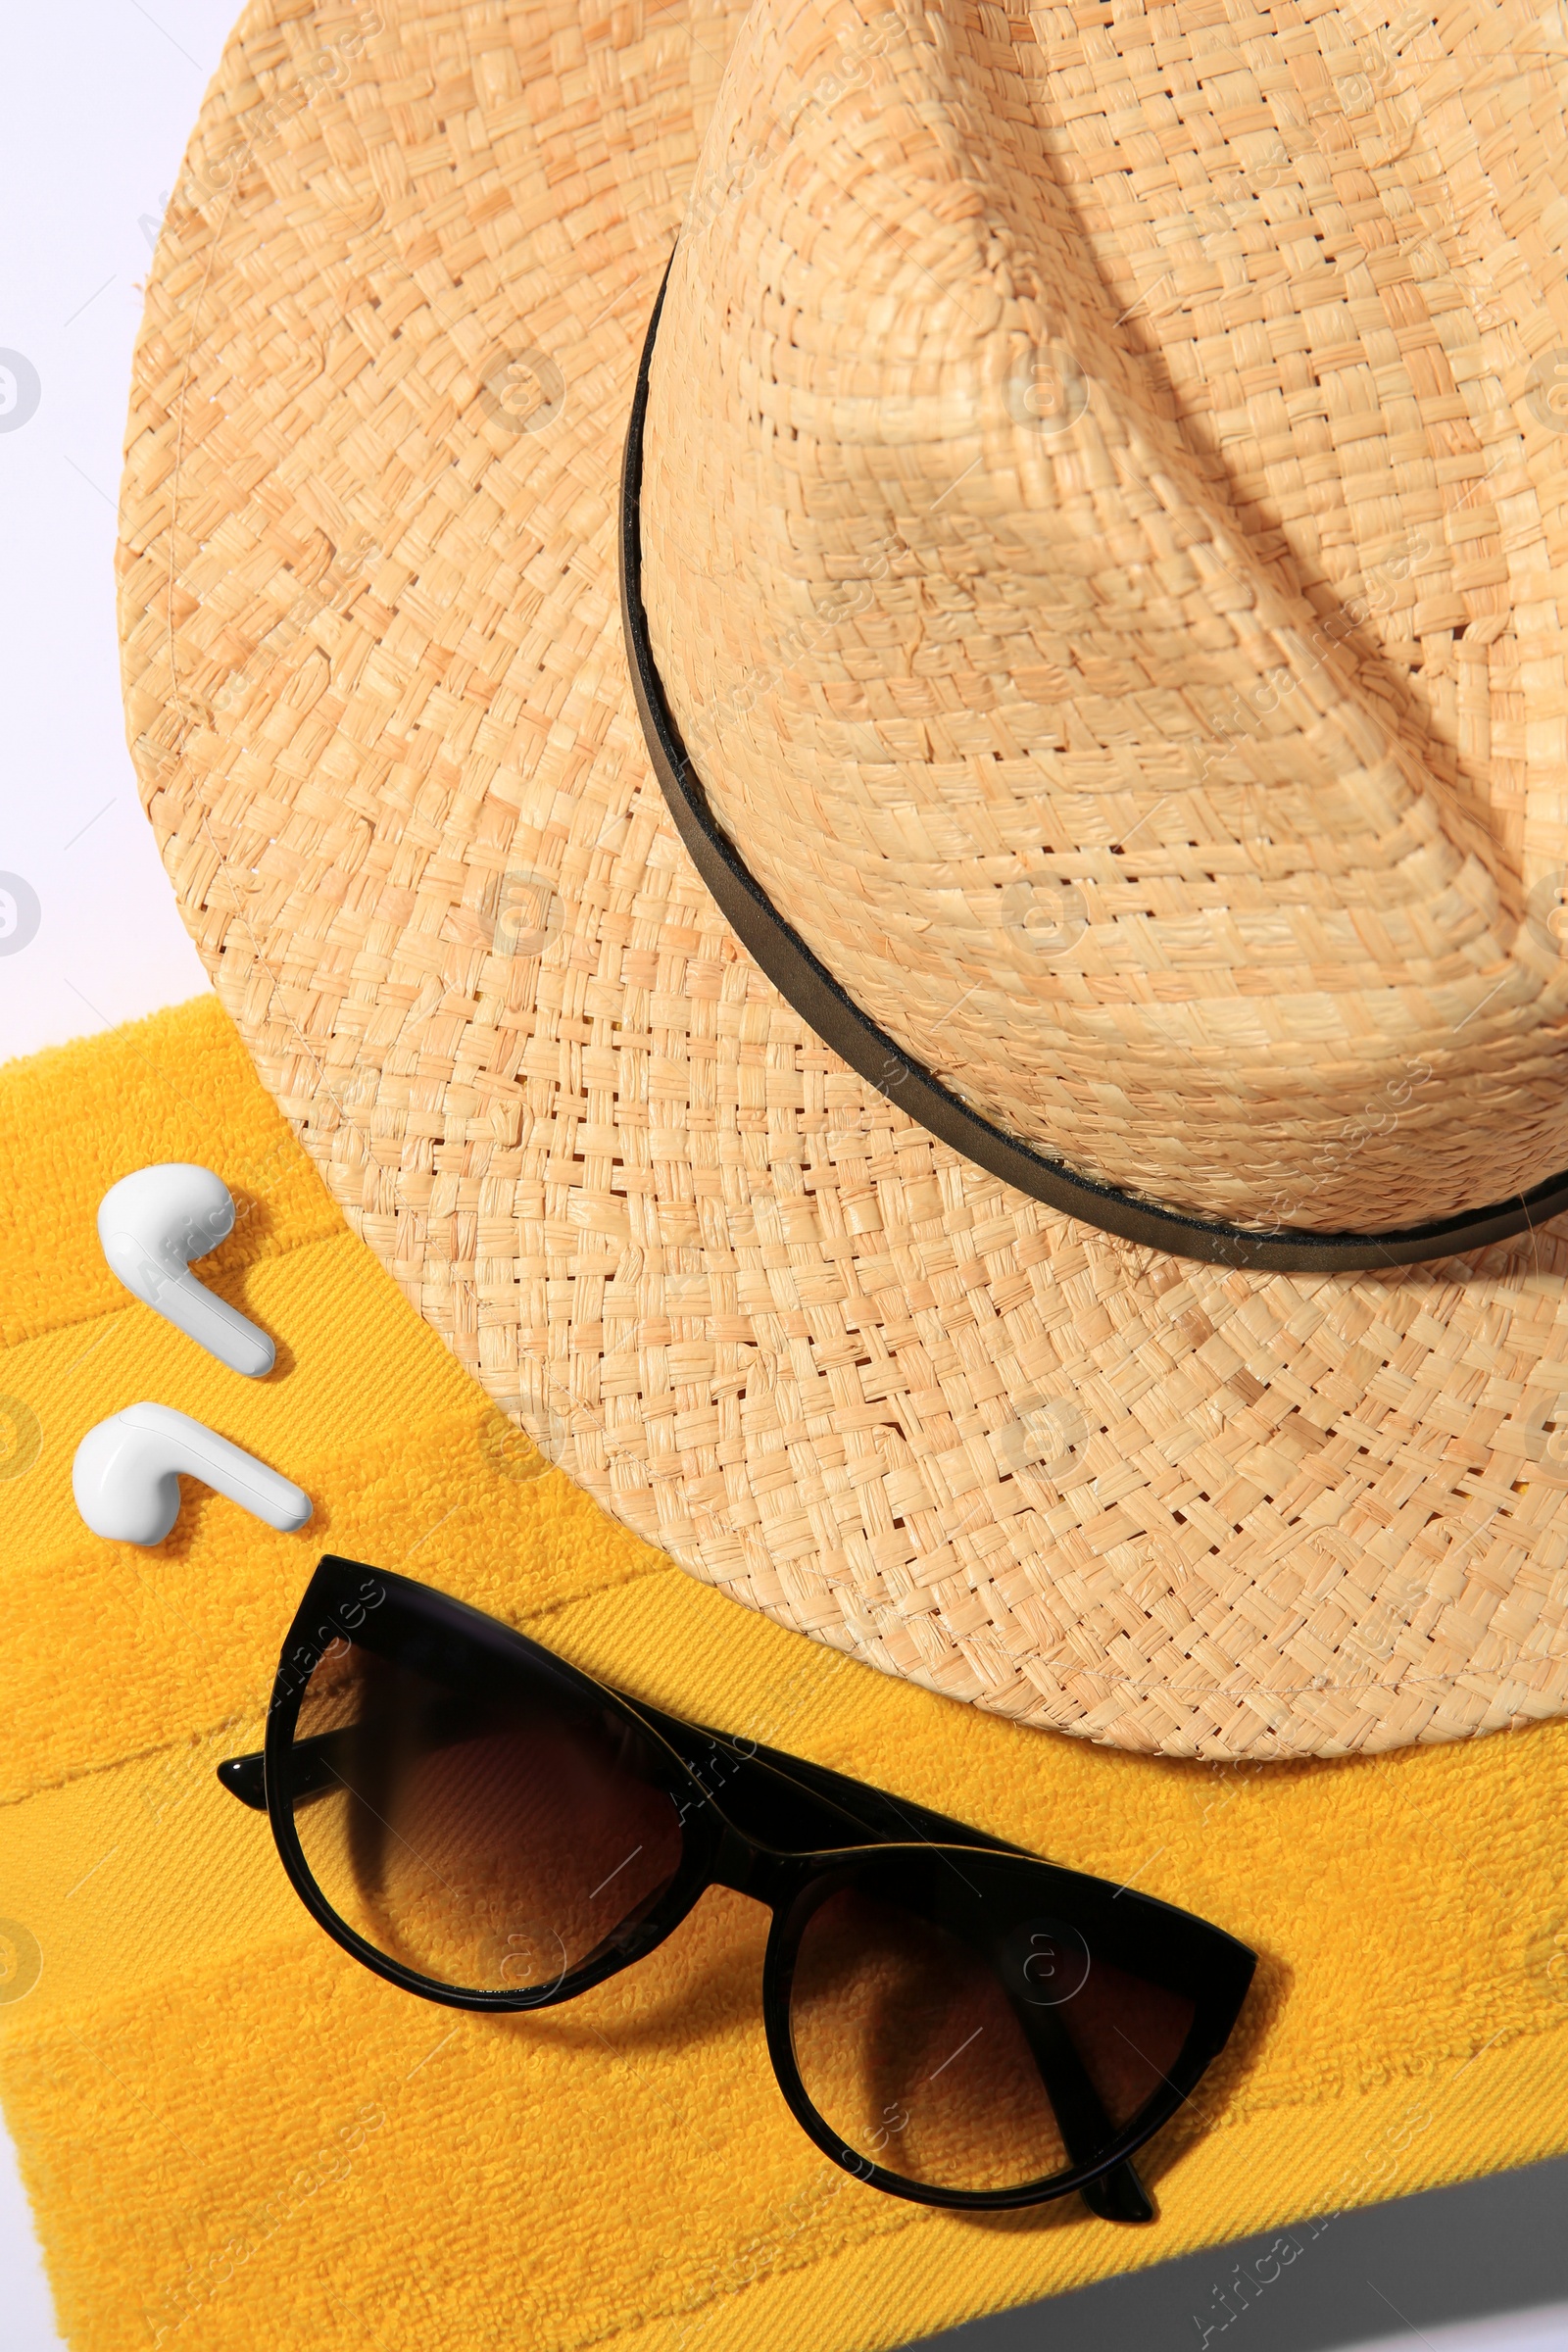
99, 1205, 275, 1378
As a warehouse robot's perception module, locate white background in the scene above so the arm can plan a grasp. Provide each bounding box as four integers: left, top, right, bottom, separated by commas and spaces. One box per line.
0, 0, 217, 1070
1, 6, 233, 2336
0, 5, 1564, 2348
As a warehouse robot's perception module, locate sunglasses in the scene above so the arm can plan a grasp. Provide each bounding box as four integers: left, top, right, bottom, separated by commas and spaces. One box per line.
219, 1556, 1255, 2223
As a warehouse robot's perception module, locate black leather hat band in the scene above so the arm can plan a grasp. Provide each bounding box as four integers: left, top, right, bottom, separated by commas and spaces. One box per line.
617, 263, 1568, 1274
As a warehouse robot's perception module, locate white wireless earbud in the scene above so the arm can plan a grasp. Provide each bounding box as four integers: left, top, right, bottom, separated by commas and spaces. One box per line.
98, 1164, 274, 1377
73, 1402, 312, 1546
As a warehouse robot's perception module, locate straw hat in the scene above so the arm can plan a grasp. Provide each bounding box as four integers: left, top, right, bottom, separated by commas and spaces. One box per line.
120, 0, 1568, 1761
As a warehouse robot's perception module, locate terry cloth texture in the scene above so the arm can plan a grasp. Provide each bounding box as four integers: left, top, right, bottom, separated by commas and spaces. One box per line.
1, 991, 1567, 2352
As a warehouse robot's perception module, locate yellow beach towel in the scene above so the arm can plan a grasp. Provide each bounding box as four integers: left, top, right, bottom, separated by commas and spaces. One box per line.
2, 993, 1567, 2352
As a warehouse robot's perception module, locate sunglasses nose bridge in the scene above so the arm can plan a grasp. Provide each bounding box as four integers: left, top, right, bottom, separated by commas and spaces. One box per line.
708, 1818, 796, 1910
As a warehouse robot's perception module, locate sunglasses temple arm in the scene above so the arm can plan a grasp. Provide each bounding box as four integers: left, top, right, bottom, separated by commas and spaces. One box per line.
1079, 2155, 1155, 2229
217, 1747, 268, 1808
216, 1730, 355, 1813
1008, 1994, 1155, 2226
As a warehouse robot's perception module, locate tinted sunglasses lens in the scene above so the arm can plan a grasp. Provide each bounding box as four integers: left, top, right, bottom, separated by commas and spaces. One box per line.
287, 1636, 685, 1995
788, 1861, 1196, 2194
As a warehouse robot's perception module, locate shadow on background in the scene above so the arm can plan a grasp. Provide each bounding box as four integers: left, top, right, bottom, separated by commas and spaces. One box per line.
906, 2156, 1568, 2350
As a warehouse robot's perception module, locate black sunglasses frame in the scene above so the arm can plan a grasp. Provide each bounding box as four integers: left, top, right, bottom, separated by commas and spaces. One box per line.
220, 1555, 1256, 2222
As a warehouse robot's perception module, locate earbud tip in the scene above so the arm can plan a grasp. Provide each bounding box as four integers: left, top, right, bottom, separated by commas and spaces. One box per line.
278, 1489, 313, 1533
227, 1325, 276, 1379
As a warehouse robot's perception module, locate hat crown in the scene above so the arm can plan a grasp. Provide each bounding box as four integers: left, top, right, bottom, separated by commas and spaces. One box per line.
643, 0, 1568, 1234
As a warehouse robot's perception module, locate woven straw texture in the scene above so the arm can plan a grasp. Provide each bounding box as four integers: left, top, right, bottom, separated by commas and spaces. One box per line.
7, 999, 1568, 2352
643, 0, 1568, 1232
119, 0, 1568, 1760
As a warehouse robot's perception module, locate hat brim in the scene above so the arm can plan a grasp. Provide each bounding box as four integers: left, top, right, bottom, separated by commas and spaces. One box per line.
120, 0, 1568, 1761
